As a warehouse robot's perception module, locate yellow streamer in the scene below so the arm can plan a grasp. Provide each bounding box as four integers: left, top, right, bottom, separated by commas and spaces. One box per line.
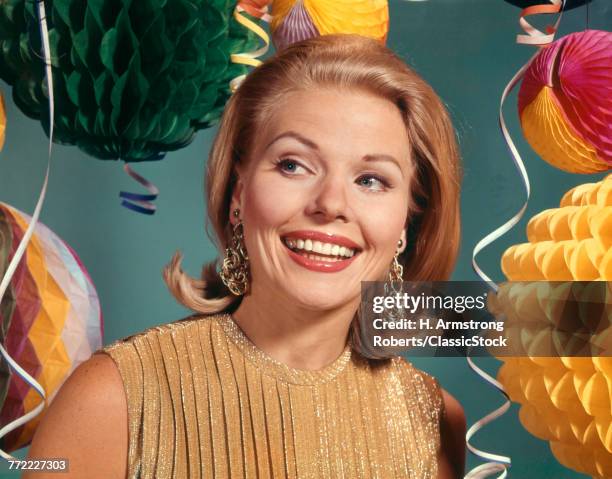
229, 6, 271, 92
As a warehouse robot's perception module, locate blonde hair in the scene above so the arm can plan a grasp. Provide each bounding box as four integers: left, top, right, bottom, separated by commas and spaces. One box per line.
164, 34, 462, 350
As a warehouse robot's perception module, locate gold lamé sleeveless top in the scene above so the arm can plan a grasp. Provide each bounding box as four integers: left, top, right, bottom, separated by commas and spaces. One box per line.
100, 314, 444, 479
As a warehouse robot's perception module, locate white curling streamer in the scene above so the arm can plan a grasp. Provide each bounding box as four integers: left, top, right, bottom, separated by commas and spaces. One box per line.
471, 54, 535, 293
464, 355, 512, 479
465, 463, 508, 479
0, 0, 54, 461
472, 0, 567, 292
468, 2, 566, 477
469, 74, 535, 476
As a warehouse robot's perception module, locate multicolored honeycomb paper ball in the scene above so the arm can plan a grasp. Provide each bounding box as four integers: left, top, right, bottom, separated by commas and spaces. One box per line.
270, 0, 389, 51
518, 30, 612, 173
0, 203, 103, 451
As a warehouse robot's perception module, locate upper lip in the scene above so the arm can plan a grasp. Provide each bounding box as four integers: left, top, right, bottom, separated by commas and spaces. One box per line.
282, 230, 362, 250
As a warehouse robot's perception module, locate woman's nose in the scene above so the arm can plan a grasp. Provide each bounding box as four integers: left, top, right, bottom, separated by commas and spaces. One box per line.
306, 174, 350, 222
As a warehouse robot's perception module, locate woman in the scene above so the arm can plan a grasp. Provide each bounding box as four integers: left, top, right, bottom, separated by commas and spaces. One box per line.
27, 34, 466, 478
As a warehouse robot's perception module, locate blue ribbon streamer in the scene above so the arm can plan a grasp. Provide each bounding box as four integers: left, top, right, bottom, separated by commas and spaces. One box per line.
119, 156, 164, 215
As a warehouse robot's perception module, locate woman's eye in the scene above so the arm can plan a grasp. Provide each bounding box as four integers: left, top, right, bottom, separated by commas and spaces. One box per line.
356, 175, 388, 192
277, 158, 305, 175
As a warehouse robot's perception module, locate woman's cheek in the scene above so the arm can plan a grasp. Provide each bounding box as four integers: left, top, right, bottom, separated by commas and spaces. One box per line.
244, 176, 307, 226
360, 194, 408, 245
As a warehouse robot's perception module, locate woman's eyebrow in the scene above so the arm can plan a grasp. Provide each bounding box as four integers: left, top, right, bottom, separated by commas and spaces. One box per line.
363, 154, 404, 173
265, 131, 319, 151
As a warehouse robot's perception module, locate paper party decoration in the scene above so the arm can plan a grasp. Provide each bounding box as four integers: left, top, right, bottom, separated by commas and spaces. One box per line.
488, 281, 610, 357
492, 175, 612, 478
0, 203, 103, 451
0, 0, 256, 162
504, 0, 590, 10
239, 0, 272, 18
502, 175, 612, 280
270, 0, 389, 51
518, 30, 612, 173
0, 92, 5, 151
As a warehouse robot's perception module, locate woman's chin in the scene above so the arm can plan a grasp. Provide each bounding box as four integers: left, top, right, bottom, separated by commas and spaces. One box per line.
278, 279, 360, 313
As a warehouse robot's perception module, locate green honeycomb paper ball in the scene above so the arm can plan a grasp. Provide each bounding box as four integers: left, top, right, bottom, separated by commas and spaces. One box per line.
0, 0, 257, 161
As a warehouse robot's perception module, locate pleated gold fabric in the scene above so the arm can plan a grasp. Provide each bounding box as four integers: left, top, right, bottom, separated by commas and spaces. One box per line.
100, 314, 444, 479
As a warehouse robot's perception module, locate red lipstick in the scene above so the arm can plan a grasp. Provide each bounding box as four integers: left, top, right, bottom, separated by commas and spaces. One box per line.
282, 230, 361, 273
285, 248, 357, 273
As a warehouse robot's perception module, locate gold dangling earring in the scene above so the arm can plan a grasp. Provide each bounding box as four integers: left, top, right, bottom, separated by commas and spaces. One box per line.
385, 239, 405, 317
389, 238, 404, 283
220, 209, 250, 296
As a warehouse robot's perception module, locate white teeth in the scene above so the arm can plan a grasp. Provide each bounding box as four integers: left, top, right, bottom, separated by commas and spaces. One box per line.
306, 253, 341, 262
284, 237, 356, 258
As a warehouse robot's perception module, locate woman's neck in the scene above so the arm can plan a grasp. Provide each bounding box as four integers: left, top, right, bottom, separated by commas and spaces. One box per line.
231, 287, 358, 371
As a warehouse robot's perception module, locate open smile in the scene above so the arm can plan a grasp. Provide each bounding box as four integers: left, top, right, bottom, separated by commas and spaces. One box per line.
281, 230, 361, 273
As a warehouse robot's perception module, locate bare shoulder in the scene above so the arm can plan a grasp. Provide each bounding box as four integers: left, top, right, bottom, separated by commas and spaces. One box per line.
437, 387, 467, 479
440, 387, 466, 433
24, 353, 128, 479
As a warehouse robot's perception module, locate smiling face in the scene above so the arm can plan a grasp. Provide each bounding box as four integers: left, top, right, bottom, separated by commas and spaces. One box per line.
230, 88, 413, 312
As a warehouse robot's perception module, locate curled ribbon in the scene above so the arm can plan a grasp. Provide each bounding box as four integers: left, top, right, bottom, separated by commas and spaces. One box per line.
119, 159, 162, 215
0, 0, 54, 461
229, 2, 271, 92
517, 0, 564, 45
463, 355, 512, 479
467, 1, 566, 478
237, 0, 273, 21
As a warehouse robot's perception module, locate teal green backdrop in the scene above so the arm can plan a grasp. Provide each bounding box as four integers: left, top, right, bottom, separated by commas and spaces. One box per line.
0, 0, 609, 477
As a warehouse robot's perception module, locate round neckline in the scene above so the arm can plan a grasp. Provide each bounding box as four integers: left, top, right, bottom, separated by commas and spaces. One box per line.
217, 313, 352, 386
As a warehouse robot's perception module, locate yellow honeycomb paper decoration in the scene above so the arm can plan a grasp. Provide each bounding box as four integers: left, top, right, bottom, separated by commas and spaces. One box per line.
493, 174, 612, 479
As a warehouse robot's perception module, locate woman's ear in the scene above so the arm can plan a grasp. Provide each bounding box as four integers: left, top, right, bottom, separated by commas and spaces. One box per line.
398, 229, 408, 254
229, 168, 245, 226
